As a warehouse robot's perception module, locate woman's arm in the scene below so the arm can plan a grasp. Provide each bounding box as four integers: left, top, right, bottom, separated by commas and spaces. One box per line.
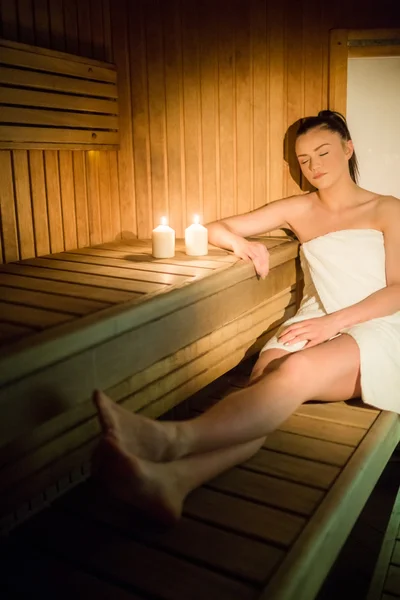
206, 196, 299, 278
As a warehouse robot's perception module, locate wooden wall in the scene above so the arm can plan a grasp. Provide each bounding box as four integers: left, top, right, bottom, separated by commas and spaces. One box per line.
0, 0, 399, 262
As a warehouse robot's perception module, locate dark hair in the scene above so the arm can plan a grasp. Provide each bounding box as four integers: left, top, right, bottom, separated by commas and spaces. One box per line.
296, 110, 359, 184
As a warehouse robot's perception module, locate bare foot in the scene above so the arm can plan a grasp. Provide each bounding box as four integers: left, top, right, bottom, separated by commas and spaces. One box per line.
93, 435, 183, 526
93, 390, 179, 462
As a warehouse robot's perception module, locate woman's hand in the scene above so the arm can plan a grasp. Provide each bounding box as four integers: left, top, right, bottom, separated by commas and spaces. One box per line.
231, 238, 270, 279
278, 314, 342, 349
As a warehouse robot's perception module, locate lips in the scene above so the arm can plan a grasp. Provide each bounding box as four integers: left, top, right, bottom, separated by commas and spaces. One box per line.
313, 173, 326, 180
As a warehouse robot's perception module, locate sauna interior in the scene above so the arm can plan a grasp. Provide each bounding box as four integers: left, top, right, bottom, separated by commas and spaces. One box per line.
1, 1, 400, 599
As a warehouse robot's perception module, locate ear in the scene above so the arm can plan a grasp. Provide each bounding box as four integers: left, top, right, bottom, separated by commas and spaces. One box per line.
345, 139, 354, 160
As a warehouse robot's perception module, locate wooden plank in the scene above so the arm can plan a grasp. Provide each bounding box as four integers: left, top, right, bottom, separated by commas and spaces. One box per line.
59, 151, 78, 251
218, 5, 235, 219
111, 0, 136, 239
185, 486, 305, 547
245, 448, 339, 490
0, 301, 74, 329
128, 0, 151, 238
234, 0, 252, 215
328, 29, 348, 115
0, 151, 19, 262
103, 0, 113, 62
18, 509, 258, 600
63, 0, 79, 55
0, 272, 136, 304
44, 151, 64, 253
348, 28, 400, 40
280, 413, 366, 447
73, 153, 90, 248
251, 0, 267, 209
0, 127, 119, 146
1, 539, 144, 600
77, 0, 92, 57
1, 262, 166, 294
207, 465, 323, 517
261, 411, 400, 600
12, 150, 35, 259
29, 151, 50, 257
0, 243, 298, 386
98, 152, 113, 242
0, 0, 18, 39
86, 146, 102, 246
17, 0, 34, 44
0, 66, 117, 98
296, 402, 378, 429
0, 105, 118, 130
384, 565, 400, 598
263, 430, 354, 468
0, 290, 295, 481
0, 286, 109, 316
0, 39, 117, 81
0, 86, 119, 114
349, 45, 400, 58
44, 250, 209, 277
162, 0, 185, 236
33, 0, 50, 47
24, 257, 189, 287
90, 0, 105, 61
145, 0, 169, 227
367, 486, 400, 600
108, 151, 122, 241
57, 481, 284, 585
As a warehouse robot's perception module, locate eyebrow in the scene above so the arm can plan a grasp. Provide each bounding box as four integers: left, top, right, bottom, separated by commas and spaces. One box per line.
297, 143, 331, 158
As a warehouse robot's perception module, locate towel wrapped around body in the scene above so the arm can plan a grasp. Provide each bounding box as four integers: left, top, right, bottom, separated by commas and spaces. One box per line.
261, 228, 400, 412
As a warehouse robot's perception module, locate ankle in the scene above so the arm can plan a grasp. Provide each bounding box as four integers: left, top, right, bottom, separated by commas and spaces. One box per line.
164, 421, 191, 461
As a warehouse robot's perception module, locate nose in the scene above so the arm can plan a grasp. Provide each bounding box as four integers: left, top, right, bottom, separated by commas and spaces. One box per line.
309, 157, 322, 172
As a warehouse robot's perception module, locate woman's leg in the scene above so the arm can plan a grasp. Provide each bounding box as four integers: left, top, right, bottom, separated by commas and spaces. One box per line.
94, 434, 265, 524
94, 334, 361, 461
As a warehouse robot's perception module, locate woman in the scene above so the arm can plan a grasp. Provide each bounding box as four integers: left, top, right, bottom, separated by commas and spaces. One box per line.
93, 110, 400, 524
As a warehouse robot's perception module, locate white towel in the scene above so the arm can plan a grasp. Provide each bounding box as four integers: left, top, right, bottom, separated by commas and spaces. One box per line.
261, 229, 400, 412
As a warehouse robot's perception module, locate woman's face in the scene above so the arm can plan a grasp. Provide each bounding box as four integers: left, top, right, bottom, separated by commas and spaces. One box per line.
295, 127, 354, 189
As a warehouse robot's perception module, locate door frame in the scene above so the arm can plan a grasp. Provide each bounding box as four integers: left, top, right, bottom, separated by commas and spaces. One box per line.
328, 28, 400, 115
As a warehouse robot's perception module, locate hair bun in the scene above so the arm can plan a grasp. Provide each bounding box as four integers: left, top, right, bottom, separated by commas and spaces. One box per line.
318, 109, 348, 124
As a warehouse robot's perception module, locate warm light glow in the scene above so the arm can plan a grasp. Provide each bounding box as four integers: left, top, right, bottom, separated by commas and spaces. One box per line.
161, 216, 168, 226
193, 214, 200, 225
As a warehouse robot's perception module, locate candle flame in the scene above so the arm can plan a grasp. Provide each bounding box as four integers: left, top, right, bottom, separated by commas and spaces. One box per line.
193, 214, 200, 224
161, 216, 168, 226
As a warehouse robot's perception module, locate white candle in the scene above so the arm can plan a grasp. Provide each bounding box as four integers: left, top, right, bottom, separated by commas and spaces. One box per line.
152, 216, 175, 258
185, 215, 208, 256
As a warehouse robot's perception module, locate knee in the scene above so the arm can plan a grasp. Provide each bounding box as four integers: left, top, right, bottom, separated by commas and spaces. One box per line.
274, 352, 311, 386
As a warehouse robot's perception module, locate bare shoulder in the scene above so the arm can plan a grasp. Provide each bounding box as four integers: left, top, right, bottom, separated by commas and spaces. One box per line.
376, 195, 400, 227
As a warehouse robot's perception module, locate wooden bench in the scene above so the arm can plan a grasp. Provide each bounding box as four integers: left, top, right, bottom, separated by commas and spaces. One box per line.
367, 483, 400, 599
0, 364, 399, 600
0, 236, 298, 530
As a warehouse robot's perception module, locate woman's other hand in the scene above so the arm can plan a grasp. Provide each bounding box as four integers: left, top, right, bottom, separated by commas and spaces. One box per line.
231, 238, 270, 279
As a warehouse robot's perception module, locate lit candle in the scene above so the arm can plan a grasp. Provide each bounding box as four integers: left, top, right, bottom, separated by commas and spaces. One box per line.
152, 216, 175, 258
185, 215, 208, 256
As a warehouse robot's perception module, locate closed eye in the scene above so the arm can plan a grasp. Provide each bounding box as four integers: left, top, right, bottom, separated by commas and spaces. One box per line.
300, 152, 328, 165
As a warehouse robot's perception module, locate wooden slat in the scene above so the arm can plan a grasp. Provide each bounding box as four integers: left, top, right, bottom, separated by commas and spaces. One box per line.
367, 486, 400, 600
280, 413, 367, 447
29, 150, 50, 257
349, 45, 400, 57
328, 29, 348, 115
59, 151, 78, 251
384, 565, 400, 598
66, 248, 210, 276
207, 466, 323, 517
57, 481, 284, 585
263, 430, 354, 468
0, 151, 19, 262
245, 448, 339, 490
0, 106, 118, 130
13, 150, 35, 259
0, 67, 118, 98
0, 301, 74, 329
44, 151, 64, 253
0, 39, 117, 82
98, 152, 113, 242
17, 509, 258, 600
0, 272, 136, 304
0, 86, 119, 113
262, 411, 400, 600
296, 401, 378, 429
0, 127, 119, 146
73, 152, 90, 248
22, 257, 189, 287
0, 263, 163, 294
184, 486, 305, 547
0, 286, 109, 316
